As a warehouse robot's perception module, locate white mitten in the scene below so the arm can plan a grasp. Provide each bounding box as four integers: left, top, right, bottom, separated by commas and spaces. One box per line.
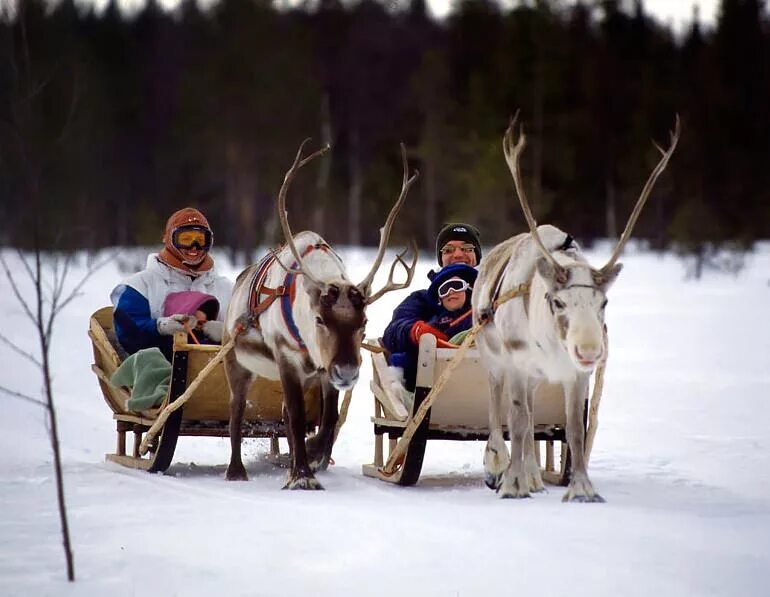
157, 314, 193, 336
201, 320, 224, 343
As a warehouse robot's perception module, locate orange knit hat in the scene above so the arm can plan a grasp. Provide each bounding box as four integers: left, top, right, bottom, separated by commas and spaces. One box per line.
158, 207, 214, 273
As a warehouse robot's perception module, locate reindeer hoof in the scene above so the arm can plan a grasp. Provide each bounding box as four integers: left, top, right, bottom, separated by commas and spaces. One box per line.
499, 474, 532, 499
225, 465, 249, 481
500, 491, 531, 500
484, 472, 502, 491
562, 492, 605, 503
283, 475, 324, 490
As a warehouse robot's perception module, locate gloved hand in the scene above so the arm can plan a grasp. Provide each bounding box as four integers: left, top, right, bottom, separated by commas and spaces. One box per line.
409, 321, 448, 345
201, 320, 224, 343
157, 314, 194, 336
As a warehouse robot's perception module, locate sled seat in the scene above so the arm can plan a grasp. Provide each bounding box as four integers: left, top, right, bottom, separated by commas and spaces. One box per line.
89, 306, 320, 472
362, 334, 571, 486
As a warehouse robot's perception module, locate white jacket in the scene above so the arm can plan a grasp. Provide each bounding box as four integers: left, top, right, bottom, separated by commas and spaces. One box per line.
111, 254, 232, 321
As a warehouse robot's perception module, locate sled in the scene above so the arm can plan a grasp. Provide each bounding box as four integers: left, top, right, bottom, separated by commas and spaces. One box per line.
88, 306, 321, 472
362, 334, 575, 486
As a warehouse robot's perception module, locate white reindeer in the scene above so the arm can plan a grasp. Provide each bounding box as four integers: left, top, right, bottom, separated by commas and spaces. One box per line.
472, 114, 680, 501
224, 140, 418, 489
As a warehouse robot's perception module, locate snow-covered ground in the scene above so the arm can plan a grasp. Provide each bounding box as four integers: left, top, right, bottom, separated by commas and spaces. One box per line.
1, 243, 769, 597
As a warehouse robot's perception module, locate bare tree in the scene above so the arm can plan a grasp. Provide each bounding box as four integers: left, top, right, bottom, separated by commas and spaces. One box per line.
0, 245, 113, 581
0, 0, 115, 581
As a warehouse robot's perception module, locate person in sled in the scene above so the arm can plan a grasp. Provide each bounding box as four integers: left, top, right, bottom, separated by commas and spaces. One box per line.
382, 223, 482, 392
110, 207, 232, 362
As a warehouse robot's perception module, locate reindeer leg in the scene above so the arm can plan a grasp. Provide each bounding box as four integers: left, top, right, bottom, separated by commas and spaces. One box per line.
280, 363, 323, 490
225, 351, 254, 481
562, 375, 603, 503
499, 371, 531, 499
306, 376, 338, 472
523, 379, 545, 493
483, 370, 509, 491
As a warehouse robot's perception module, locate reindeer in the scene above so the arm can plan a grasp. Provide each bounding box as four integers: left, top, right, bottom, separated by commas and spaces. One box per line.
223, 140, 418, 489
472, 114, 680, 502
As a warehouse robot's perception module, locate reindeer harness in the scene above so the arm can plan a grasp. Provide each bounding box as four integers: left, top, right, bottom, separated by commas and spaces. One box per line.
246, 243, 333, 352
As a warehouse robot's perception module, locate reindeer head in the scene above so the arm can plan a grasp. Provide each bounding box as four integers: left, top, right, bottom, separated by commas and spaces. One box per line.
535, 258, 622, 371
277, 140, 419, 391
300, 280, 367, 389
503, 111, 680, 372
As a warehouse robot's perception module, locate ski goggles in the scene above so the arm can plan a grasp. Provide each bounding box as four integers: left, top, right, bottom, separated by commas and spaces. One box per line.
171, 226, 212, 251
437, 278, 472, 298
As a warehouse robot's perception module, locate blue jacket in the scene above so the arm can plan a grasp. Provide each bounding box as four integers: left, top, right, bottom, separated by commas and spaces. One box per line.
382, 269, 474, 390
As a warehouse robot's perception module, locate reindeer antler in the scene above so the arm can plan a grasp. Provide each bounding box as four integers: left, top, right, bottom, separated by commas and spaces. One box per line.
601, 114, 681, 272
358, 143, 419, 296
503, 111, 564, 274
365, 239, 419, 304
277, 138, 331, 286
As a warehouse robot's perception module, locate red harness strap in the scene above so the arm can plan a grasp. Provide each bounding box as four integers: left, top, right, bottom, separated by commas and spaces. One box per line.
247, 253, 286, 325
246, 243, 331, 350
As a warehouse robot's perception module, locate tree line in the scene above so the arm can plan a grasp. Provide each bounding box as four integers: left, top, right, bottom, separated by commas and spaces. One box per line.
1, 0, 768, 262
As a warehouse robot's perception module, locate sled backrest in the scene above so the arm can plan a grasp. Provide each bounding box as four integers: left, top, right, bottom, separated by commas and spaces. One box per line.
178, 344, 321, 424
428, 347, 566, 429
89, 306, 130, 414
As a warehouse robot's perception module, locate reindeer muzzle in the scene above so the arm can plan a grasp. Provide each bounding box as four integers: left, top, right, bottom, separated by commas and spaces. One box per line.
329, 363, 359, 391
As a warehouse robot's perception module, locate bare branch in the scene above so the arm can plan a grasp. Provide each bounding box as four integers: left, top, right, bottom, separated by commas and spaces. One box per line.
0, 252, 36, 324
54, 252, 116, 317
358, 143, 419, 294
0, 384, 46, 407
15, 247, 37, 283
0, 331, 42, 368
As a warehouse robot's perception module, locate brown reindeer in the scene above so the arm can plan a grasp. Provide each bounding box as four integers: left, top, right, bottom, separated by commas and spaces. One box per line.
224, 140, 418, 489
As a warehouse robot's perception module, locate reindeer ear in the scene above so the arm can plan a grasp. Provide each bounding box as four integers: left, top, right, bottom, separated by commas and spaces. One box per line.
593, 263, 623, 291
303, 277, 324, 305
536, 257, 569, 288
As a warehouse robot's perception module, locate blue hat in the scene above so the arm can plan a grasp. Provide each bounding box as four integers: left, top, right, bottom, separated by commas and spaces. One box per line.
427, 264, 478, 303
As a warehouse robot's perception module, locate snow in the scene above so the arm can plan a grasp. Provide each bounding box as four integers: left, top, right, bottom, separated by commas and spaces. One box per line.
1, 243, 769, 597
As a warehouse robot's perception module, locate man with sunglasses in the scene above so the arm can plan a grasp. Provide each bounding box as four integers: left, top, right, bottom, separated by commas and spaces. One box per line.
382, 223, 482, 391
110, 207, 232, 361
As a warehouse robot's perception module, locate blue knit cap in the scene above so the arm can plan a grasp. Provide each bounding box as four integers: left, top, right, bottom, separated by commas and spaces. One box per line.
427, 264, 478, 303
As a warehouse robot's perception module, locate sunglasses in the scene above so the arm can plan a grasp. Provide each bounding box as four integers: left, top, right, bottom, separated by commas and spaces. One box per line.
440, 243, 476, 256
437, 278, 472, 298
172, 226, 212, 251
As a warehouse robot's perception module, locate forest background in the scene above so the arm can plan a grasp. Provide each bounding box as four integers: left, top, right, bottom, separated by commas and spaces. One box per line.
1, 0, 768, 265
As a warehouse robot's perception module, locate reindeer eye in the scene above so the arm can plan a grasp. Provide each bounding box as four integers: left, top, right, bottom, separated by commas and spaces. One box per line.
553, 298, 566, 310
315, 316, 325, 326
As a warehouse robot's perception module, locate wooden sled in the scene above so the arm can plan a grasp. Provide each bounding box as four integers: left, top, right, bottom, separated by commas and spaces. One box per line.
362, 334, 576, 486
89, 307, 320, 472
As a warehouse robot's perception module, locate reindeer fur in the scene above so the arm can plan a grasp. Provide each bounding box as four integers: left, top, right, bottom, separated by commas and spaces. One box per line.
224, 231, 366, 490
472, 225, 621, 502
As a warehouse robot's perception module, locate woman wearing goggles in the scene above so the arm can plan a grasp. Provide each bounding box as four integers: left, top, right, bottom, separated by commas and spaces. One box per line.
172, 226, 213, 252
110, 207, 232, 363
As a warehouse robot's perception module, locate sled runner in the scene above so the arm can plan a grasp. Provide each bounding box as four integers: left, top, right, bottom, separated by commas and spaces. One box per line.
362, 333, 576, 486
88, 306, 321, 472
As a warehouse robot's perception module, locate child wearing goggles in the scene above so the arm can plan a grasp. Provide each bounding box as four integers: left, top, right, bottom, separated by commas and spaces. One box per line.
418, 264, 477, 341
